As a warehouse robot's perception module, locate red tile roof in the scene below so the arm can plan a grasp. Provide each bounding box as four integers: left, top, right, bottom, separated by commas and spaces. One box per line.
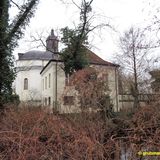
85, 48, 119, 67
40, 48, 119, 74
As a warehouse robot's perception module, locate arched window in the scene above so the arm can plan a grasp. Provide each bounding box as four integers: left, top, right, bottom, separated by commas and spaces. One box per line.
24, 78, 28, 90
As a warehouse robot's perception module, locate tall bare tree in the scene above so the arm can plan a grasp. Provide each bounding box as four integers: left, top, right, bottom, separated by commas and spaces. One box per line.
116, 27, 152, 107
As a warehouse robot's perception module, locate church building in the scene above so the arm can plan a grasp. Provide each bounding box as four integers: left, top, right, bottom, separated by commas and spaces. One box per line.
15, 30, 58, 104
15, 30, 120, 112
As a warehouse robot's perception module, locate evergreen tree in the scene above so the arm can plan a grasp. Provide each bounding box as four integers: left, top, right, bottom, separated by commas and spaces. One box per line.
0, 0, 39, 107
60, 0, 94, 76
61, 27, 89, 75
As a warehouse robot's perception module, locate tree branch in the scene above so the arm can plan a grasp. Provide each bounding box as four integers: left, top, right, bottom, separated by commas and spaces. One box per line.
7, 0, 39, 48
10, 0, 21, 10
71, 0, 81, 9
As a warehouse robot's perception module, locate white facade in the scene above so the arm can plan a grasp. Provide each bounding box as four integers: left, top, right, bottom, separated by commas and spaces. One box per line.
41, 61, 119, 113
41, 61, 66, 111
15, 30, 59, 104
92, 65, 119, 111
15, 59, 49, 102
14, 30, 120, 112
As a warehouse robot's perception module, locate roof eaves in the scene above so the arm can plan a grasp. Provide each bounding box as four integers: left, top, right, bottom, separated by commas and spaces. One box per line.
89, 62, 120, 67
18, 58, 51, 61
40, 59, 63, 74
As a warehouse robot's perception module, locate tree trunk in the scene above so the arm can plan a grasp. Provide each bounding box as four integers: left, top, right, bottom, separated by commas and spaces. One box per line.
132, 33, 139, 108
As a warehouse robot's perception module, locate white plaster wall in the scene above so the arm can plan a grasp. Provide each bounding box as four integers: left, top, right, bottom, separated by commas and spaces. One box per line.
41, 63, 119, 113
56, 63, 66, 108
41, 61, 66, 111
41, 62, 54, 108
60, 86, 81, 113
91, 65, 119, 111
16, 60, 48, 67
15, 59, 49, 103
108, 67, 119, 111
16, 69, 42, 101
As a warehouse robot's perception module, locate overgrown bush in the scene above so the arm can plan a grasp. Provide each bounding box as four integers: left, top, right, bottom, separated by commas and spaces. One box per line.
69, 67, 114, 119
0, 107, 105, 160
0, 102, 160, 159
1, 94, 19, 105
0, 94, 20, 111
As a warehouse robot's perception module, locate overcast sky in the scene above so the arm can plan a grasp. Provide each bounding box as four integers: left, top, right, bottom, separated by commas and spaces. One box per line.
10, 0, 160, 61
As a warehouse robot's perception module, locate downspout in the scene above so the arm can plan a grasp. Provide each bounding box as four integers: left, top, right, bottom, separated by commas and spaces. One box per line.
115, 67, 119, 112
55, 61, 58, 110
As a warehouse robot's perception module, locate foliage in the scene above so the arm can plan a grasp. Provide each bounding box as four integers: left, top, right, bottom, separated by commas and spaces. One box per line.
1, 94, 20, 106
60, 0, 94, 75
7, 0, 39, 50
60, 27, 89, 75
0, 0, 14, 107
0, 0, 39, 106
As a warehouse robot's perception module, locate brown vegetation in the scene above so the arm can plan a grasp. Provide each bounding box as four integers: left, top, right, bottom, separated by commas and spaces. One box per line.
70, 67, 108, 107
0, 106, 104, 160
0, 102, 160, 160
69, 67, 112, 118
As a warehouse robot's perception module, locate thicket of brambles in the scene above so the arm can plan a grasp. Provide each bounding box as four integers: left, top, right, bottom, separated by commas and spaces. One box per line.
0, 99, 159, 160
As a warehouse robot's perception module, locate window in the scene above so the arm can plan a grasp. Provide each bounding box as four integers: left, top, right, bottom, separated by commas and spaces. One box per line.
45, 76, 47, 89
49, 73, 51, 88
24, 78, 28, 90
42, 79, 44, 90
102, 73, 108, 82
63, 96, 74, 105
44, 97, 47, 106
48, 97, 51, 106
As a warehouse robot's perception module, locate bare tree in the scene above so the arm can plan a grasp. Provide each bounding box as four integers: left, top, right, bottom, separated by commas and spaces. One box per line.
116, 27, 153, 107
29, 0, 112, 76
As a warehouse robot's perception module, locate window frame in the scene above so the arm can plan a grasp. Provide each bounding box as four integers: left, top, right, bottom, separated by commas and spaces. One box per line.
24, 78, 28, 90
49, 73, 51, 88
45, 76, 47, 89
48, 97, 51, 106
42, 79, 44, 90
